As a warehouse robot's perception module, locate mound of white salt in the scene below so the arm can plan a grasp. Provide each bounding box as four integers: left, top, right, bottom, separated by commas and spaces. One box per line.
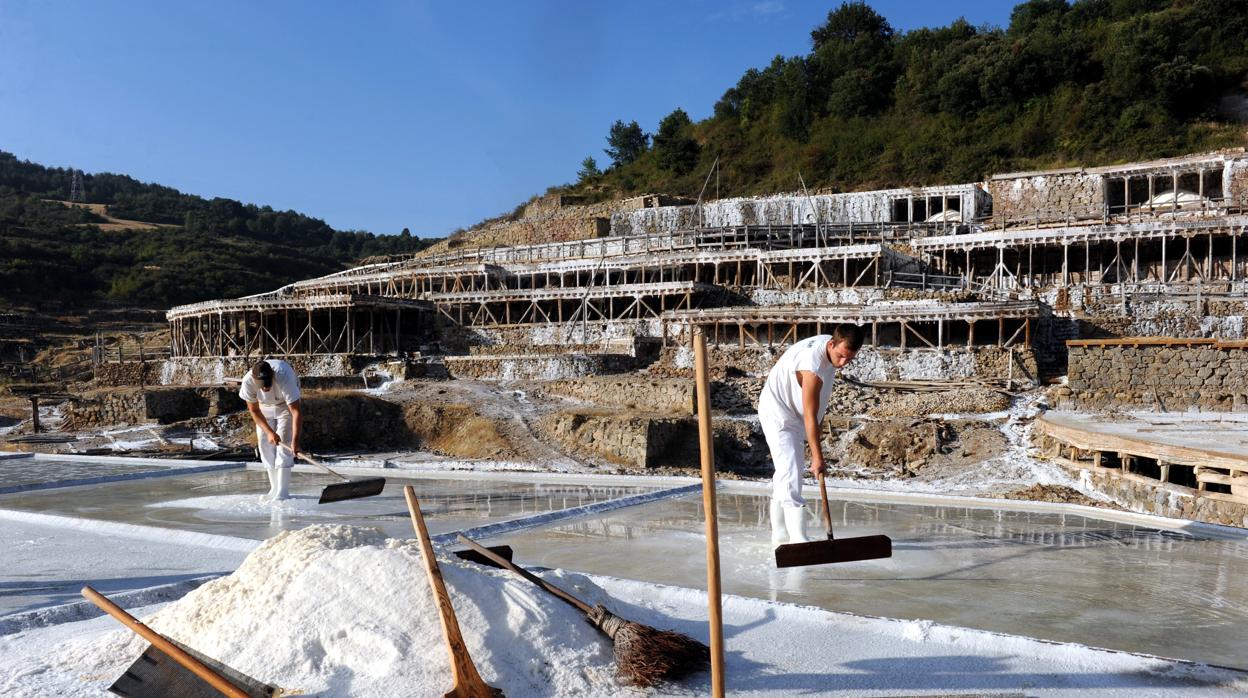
57, 525, 626, 696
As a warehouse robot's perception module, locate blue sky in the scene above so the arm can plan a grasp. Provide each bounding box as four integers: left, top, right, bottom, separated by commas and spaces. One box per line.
0, 1, 1013, 237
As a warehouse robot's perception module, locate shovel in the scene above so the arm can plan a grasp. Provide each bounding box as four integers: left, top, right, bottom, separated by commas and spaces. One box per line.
82, 586, 278, 698
281, 445, 386, 504
774, 471, 892, 568
403, 486, 504, 697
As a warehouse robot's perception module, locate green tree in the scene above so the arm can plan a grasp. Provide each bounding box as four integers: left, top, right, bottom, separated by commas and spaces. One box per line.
577, 156, 602, 183
653, 109, 700, 174
809, 2, 897, 117
604, 120, 649, 167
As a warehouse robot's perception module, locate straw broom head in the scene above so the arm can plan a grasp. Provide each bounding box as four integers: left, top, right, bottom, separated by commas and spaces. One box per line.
587, 604, 710, 687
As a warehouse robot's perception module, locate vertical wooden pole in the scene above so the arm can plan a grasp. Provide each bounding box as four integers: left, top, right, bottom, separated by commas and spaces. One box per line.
693, 331, 725, 698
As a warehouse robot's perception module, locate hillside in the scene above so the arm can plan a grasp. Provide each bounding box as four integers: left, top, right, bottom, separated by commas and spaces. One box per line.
561, 0, 1248, 202
0, 151, 437, 309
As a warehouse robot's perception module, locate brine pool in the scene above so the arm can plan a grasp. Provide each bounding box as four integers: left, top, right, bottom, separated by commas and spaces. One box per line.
1, 455, 1245, 670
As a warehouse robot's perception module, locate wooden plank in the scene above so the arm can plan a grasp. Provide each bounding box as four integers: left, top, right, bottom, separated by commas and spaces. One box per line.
1036, 414, 1248, 472
1195, 469, 1245, 487
1050, 456, 1117, 472
1066, 337, 1217, 347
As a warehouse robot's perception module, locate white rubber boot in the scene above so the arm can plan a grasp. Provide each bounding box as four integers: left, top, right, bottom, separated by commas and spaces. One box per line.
769, 499, 787, 547
258, 467, 279, 503
273, 466, 291, 501
783, 505, 809, 544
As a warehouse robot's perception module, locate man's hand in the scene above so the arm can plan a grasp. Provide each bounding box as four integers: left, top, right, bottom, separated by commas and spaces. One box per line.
808, 458, 827, 478
264, 430, 280, 446
288, 441, 300, 459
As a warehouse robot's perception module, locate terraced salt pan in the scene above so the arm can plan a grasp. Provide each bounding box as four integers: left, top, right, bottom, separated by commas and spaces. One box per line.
0, 467, 662, 541
2, 525, 1244, 697
483, 489, 1248, 670
0, 454, 210, 492
0, 516, 246, 616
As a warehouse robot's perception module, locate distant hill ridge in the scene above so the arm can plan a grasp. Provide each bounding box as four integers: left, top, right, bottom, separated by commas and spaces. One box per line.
0, 151, 437, 309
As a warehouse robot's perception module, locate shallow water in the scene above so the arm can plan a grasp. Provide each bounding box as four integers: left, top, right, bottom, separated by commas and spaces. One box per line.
0, 468, 660, 540
0, 456, 173, 489
490, 492, 1248, 670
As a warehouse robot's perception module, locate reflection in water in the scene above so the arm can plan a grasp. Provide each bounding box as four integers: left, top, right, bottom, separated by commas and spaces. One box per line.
491, 492, 1248, 670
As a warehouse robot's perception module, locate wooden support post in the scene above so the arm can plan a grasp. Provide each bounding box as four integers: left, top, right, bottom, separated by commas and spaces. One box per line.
1234, 230, 1239, 283
30, 396, 39, 434
1062, 243, 1069, 286
693, 331, 726, 698
1161, 235, 1167, 283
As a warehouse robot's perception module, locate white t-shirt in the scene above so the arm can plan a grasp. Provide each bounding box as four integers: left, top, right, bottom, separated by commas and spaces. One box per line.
758, 335, 837, 427
239, 359, 302, 409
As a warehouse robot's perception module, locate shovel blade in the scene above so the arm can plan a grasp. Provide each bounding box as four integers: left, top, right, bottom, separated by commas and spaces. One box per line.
318, 477, 387, 504
109, 640, 276, 697
452, 545, 514, 569
775, 534, 892, 568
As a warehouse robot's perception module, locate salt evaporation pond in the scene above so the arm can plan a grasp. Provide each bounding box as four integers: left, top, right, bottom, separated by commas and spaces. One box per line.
0, 455, 185, 491
0, 468, 662, 541
0, 517, 246, 615
486, 490, 1248, 670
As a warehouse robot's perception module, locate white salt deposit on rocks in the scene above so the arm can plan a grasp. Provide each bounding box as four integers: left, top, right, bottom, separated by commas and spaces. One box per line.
49, 525, 622, 696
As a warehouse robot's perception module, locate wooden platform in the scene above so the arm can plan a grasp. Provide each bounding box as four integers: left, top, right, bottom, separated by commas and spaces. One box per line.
913, 214, 1248, 253
1035, 412, 1248, 505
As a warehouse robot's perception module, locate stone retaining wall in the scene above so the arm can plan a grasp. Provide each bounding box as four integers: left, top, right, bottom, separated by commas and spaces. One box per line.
541, 378, 694, 414
159, 355, 369, 386
541, 411, 764, 470
94, 361, 165, 387
1069, 466, 1248, 527
443, 354, 634, 380
989, 170, 1103, 225
65, 387, 243, 429
1064, 343, 1248, 411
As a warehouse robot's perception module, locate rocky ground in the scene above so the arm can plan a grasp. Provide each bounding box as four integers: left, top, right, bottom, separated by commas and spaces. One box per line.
0, 365, 1095, 505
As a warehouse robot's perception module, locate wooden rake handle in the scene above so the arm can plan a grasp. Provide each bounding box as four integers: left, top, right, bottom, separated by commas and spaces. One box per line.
455, 534, 592, 615
817, 470, 835, 541
279, 444, 349, 482
81, 586, 249, 698
403, 486, 502, 698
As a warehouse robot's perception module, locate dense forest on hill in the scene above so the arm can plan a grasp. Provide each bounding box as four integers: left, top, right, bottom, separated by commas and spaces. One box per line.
568, 0, 1248, 200
0, 151, 436, 308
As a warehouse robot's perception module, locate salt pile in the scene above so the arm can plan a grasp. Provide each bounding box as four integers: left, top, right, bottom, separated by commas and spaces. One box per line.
52, 525, 630, 696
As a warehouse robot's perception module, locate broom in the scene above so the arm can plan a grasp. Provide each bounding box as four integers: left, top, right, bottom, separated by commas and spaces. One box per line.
455, 534, 709, 687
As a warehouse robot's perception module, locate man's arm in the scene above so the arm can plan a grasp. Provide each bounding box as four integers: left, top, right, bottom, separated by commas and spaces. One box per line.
797, 370, 825, 477
246, 401, 280, 446
287, 399, 303, 456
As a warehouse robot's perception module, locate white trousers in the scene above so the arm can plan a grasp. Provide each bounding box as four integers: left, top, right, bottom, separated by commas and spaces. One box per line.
256, 405, 294, 470
759, 405, 806, 509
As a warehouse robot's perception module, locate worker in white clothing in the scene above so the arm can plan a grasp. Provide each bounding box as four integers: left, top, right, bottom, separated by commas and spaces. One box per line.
758, 324, 863, 546
239, 359, 304, 503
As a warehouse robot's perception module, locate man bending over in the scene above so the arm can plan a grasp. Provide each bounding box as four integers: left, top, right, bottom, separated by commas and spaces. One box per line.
240, 359, 303, 503
758, 324, 863, 545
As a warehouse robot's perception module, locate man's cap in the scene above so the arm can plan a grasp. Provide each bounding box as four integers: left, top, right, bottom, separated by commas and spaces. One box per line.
252, 360, 274, 388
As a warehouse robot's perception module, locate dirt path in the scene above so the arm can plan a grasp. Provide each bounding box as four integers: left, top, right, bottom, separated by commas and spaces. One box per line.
46, 200, 172, 231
